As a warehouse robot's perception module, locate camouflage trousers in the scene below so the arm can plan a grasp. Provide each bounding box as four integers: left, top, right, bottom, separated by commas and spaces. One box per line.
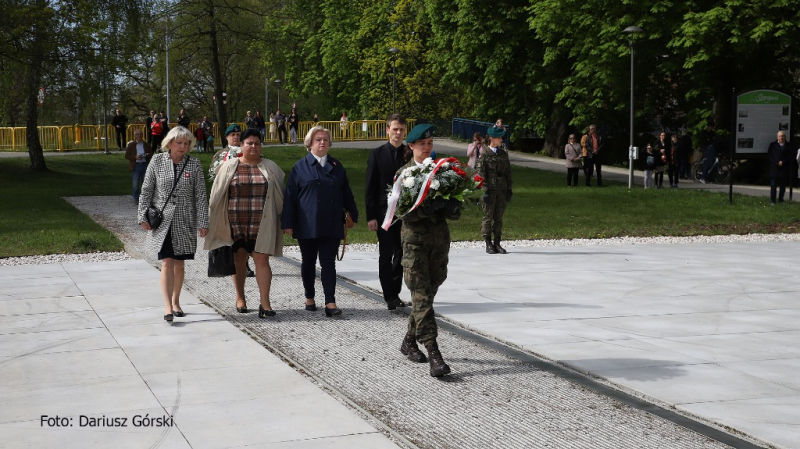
481, 189, 508, 238
401, 221, 450, 345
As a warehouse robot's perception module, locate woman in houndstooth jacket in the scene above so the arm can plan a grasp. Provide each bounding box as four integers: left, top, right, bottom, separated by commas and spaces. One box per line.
138, 126, 209, 323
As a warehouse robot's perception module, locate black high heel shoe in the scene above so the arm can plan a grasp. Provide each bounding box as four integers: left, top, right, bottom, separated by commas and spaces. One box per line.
164, 314, 173, 323
259, 304, 276, 318
324, 305, 342, 317
236, 303, 248, 313
305, 302, 317, 311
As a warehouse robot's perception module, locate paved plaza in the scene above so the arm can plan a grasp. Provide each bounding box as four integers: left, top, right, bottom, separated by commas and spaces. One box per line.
1, 141, 798, 448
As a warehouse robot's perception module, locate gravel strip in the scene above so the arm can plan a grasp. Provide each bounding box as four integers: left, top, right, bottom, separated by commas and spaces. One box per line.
298, 232, 800, 254
51, 195, 744, 449
0, 251, 131, 266
6, 234, 800, 265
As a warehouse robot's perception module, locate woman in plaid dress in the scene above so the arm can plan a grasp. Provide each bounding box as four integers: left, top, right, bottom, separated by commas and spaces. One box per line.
205, 129, 285, 318
138, 126, 209, 323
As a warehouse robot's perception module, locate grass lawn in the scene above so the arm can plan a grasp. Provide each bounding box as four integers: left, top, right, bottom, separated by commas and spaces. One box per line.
1, 147, 799, 257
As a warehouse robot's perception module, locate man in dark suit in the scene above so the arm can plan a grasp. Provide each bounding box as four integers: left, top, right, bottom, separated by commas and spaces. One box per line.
365, 113, 409, 310
582, 124, 605, 186
111, 109, 128, 151
768, 131, 793, 205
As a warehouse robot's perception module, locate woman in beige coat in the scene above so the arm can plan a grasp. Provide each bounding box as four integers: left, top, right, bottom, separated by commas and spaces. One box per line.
205, 129, 285, 318
564, 134, 582, 187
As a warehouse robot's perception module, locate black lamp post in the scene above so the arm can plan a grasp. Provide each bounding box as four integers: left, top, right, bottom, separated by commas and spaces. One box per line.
623, 25, 644, 189
388, 48, 400, 113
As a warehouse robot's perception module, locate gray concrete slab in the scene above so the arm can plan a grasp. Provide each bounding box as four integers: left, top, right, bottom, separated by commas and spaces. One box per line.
65, 195, 766, 449
0, 260, 400, 449
336, 239, 800, 448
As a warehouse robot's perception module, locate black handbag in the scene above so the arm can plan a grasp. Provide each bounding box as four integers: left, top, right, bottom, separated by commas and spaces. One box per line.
145, 205, 163, 229
208, 246, 236, 277
145, 158, 189, 230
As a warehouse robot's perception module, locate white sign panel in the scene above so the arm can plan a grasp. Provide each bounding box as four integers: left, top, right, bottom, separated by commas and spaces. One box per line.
735, 90, 791, 154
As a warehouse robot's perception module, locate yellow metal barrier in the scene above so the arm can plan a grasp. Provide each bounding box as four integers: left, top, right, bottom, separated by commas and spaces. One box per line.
294, 120, 416, 143
0, 119, 416, 152
39, 126, 61, 151
0, 127, 16, 151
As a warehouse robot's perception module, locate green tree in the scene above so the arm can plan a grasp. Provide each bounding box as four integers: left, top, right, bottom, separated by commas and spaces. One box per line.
670, 0, 800, 130
0, 0, 148, 170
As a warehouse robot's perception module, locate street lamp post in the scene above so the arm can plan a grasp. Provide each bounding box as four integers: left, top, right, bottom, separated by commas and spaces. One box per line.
388, 48, 400, 114
623, 25, 644, 189
274, 79, 282, 110
165, 18, 170, 123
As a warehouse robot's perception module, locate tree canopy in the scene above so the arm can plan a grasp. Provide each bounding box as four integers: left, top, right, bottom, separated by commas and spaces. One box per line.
3, 0, 800, 166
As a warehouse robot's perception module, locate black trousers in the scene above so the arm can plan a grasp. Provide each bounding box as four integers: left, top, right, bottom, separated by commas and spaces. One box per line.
152, 135, 163, 152
297, 236, 340, 304
584, 158, 603, 186
277, 125, 287, 143
567, 167, 579, 186
377, 219, 403, 303
668, 164, 678, 185
115, 128, 126, 149
770, 177, 787, 203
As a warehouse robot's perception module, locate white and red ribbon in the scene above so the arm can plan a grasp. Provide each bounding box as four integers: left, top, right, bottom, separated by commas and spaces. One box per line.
381, 158, 456, 230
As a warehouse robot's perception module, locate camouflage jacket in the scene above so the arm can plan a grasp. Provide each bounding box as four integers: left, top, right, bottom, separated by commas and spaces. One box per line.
477, 146, 512, 195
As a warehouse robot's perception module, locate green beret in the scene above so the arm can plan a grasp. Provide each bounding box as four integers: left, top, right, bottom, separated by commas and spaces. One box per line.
486, 126, 506, 138
224, 123, 241, 137
406, 124, 436, 143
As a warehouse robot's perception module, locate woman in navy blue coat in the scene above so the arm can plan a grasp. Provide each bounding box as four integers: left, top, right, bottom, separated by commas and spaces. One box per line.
282, 126, 358, 316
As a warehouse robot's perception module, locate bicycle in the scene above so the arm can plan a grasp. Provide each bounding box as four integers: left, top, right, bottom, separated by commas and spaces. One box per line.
693, 156, 734, 184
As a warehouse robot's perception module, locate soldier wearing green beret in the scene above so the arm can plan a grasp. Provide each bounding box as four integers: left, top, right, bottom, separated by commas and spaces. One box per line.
478, 126, 513, 254
396, 124, 460, 377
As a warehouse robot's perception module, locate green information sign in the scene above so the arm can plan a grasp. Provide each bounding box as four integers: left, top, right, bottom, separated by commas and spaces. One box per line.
735, 89, 791, 154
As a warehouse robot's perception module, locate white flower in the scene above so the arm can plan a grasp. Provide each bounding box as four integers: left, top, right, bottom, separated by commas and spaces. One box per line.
430, 179, 440, 190
403, 177, 415, 188
441, 162, 450, 169
423, 157, 434, 167
402, 167, 415, 177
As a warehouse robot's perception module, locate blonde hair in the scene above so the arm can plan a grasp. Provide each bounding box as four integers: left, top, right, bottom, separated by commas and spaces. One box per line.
304, 125, 333, 149
161, 126, 196, 152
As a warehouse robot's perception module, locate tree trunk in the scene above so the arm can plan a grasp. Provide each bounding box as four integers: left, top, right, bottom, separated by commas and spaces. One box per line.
543, 118, 569, 158
26, 0, 47, 172
207, 1, 227, 128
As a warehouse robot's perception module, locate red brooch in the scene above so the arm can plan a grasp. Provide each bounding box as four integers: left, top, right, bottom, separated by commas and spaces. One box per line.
184, 172, 191, 178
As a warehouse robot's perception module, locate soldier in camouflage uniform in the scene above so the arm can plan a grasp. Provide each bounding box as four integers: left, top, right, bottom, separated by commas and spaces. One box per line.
478, 126, 513, 254
394, 124, 461, 377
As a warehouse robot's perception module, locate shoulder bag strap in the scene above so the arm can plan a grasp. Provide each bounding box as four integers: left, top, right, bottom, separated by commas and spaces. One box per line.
337, 211, 351, 261
159, 157, 189, 212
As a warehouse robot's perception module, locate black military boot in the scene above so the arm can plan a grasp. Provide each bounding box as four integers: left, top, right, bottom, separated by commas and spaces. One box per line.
424, 340, 451, 377
493, 234, 507, 254
485, 237, 497, 254
400, 333, 427, 363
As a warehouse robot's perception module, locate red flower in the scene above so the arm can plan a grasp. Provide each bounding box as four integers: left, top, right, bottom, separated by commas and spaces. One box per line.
473, 174, 484, 188
452, 166, 467, 178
